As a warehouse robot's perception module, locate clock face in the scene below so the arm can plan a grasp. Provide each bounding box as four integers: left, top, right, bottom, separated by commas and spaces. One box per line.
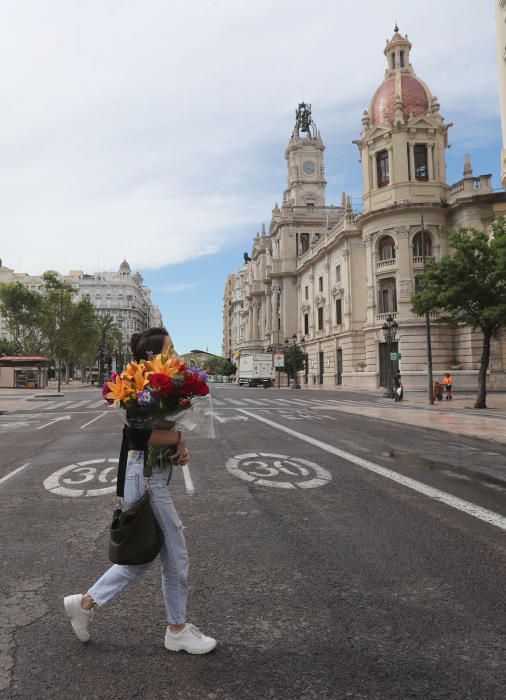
302, 160, 316, 175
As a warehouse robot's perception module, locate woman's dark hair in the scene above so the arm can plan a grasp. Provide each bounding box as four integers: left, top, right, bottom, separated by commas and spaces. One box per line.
130, 327, 169, 361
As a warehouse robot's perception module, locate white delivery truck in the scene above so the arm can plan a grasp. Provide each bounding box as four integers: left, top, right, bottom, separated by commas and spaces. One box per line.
238, 353, 275, 387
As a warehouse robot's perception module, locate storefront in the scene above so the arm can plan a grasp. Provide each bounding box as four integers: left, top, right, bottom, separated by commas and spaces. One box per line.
0, 356, 51, 389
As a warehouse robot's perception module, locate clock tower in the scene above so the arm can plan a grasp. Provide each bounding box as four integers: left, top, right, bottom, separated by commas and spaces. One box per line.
284, 102, 327, 207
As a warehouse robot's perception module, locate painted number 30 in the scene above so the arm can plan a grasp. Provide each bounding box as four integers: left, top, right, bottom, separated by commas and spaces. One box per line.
43, 459, 118, 497
226, 453, 332, 489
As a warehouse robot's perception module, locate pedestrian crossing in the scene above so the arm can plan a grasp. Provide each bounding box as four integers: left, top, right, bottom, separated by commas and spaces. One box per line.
211, 396, 364, 409
20, 398, 112, 412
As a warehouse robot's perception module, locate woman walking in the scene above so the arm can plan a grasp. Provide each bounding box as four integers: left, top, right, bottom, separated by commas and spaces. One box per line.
64, 327, 216, 654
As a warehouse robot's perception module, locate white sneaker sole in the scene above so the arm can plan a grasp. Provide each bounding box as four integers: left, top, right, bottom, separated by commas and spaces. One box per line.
164, 639, 217, 655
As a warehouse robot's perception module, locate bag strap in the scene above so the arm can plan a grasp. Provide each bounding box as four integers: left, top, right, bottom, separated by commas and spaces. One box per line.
116, 425, 129, 498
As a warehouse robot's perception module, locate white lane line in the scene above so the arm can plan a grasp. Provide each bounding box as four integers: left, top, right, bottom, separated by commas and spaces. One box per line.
181, 464, 195, 494
211, 398, 226, 406
67, 400, 91, 409
224, 398, 245, 406
238, 409, 506, 532
0, 462, 31, 487
89, 399, 107, 408
80, 411, 108, 429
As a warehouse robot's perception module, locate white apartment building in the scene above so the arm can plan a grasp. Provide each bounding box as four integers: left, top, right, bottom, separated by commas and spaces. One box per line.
0, 259, 162, 355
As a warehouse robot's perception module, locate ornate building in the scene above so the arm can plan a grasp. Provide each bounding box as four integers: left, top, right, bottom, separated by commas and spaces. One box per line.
496, 0, 506, 188
0, 259, 162, 356
224, 28, 506, 390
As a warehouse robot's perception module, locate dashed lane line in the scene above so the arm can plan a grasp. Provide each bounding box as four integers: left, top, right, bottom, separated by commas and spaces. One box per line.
238, 409, 506, 532
0, 463, 31, 487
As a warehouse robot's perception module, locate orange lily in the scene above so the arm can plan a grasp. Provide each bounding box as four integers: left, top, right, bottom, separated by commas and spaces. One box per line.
105, 375, 135, 403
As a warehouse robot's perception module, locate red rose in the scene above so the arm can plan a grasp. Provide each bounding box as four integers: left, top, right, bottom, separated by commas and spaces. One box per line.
149, 373, 173, 398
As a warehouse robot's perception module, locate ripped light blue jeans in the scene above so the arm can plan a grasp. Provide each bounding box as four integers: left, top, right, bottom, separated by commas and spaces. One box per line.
88, 451, 189, 624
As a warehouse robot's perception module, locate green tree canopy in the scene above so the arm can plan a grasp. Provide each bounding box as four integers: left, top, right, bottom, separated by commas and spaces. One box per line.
283, 345, 307, 377
411, 220, 506, 408
0, 282, 45, 354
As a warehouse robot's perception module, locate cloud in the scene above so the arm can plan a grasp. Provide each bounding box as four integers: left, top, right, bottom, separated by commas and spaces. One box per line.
0, 0, 501, 275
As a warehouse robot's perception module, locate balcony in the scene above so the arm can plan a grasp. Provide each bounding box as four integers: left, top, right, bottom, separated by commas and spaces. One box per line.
376, 312, 398, 321
376, 258, 397, 271
412, 255, 435, 266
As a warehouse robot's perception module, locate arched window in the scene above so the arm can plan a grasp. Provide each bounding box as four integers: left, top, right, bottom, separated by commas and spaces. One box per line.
377, 277, 397, 314
379, 235, 396, 261
412, 232, 432, 258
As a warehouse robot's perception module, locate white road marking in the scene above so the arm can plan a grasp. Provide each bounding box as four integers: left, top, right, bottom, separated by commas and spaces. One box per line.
89, 399, 108, 408
44, 458, 118, 497
0, 463, 31, 486
80, 411, 108, 429
36, 415, 72, 430
181, 463, 195, 494
238, 409, 506, 532
215, 414, 248, 423
227, 453, 332, 489
41, 400, 72, 410
224, 398, 246, 406
241, 398, 269, 406
67, 400, 91, 409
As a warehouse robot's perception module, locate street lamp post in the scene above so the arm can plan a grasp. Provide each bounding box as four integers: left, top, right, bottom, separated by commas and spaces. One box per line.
382, 314, 398, 399
421, 212, 435, 405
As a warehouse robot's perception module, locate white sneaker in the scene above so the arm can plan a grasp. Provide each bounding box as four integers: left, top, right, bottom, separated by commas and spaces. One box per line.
64, 594, 93, 642
164, 624, 217, 654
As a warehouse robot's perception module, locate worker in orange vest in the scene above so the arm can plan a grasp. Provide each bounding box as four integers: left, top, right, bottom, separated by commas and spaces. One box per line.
443, 373, 453, 400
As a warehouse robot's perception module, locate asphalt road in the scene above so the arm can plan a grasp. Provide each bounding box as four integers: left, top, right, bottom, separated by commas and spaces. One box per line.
1, 386, 506, 699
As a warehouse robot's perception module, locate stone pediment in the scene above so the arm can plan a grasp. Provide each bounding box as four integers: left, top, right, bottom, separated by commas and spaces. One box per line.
301, 302, 311, 312
314, 293, 326, 305
406, 113, 439, 130
331, 284, 343, 296
364, 124, 392, 141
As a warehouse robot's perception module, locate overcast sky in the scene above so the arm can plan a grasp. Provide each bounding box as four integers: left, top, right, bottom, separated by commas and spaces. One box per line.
0, 0, 502, 353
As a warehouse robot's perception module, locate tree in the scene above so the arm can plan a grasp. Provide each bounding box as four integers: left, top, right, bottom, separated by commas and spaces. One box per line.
67, 299, 100, 380
96, 313, 122, 381
411, 221, 506, 409
283, 345, 307, 381
39, 272, 78, 383
0, 337, 17, 355
0, 282, 45, 354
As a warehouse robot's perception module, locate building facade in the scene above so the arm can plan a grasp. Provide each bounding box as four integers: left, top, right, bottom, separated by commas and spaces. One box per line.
224, 27, 506, 390
497, 0, 506, 188
0, 259, 162, 360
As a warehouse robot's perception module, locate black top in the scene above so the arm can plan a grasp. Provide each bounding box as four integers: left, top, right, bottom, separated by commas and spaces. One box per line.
116, 426, 152, 497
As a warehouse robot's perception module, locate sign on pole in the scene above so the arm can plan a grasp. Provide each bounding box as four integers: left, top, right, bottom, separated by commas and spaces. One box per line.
390, 352, 401, 361
273, 351, 284, 368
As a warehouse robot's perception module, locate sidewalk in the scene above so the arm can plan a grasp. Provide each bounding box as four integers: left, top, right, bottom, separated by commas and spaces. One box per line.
0, 381, 97, 413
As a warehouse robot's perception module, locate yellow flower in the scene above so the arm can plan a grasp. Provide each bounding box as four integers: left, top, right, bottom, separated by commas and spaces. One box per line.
132, 368, 148, 393
122, 361, 146, 380
144, 352, 181, 378
105, 375, 135, 403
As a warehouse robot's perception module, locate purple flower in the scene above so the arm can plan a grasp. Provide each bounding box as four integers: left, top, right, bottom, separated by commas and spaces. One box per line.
137, 389, 155, 406
198, 370, 208, 382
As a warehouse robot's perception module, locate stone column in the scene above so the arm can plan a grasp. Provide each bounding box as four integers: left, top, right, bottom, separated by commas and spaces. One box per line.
364, 232, 376, 326
408, 142, 415, 181
396, 227, 412, 319
428, 143, 435, 180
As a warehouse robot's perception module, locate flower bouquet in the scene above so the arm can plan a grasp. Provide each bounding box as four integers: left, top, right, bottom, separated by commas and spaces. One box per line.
103, 349, 214, 437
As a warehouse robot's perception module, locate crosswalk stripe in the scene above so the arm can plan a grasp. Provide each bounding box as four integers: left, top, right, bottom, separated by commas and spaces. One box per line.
89, 399, 107, 408
241, 398, 269, 406
41, 401, 72, 410
211, 398, 226, 406
67, 400, 92, 409
224, 398, 246, 406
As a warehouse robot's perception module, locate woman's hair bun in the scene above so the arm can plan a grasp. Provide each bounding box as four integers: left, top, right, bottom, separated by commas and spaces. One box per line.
130, 332, 143, 354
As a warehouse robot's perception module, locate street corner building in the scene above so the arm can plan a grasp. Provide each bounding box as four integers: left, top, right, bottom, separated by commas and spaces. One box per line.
223, 27, 506, 392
